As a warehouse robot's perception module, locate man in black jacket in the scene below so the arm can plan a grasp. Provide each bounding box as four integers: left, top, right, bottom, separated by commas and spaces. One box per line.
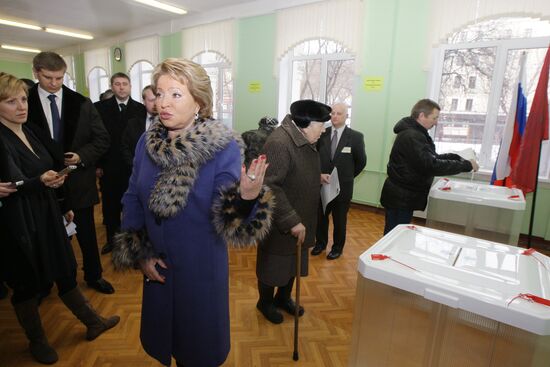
380, 99, 479, 234
26, 52, 114, 294
311, 103, 366, 260
120, 85, 156, 168
95, 73, 146, 254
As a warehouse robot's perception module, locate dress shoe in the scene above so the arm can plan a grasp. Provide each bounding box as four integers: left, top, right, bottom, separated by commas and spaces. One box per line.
86, 279, 115, 294
256, 301, 283, 324
274, 297, 304, 316
310, 244, 326, 256
327, 248, 342, 260
101, 243, 114, 255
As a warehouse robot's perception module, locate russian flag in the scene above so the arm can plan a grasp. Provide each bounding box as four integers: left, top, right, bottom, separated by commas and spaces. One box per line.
510, 45, 550, 194
491, 52, 527, 186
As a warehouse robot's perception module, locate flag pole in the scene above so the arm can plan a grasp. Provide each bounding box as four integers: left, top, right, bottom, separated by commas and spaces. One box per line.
527, 140, 543, 249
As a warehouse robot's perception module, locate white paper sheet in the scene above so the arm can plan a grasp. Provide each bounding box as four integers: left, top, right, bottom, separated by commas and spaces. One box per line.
63, 217, 77, 237
321, 167, 340, 213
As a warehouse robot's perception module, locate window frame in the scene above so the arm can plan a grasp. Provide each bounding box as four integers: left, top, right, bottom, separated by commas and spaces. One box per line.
128, 60, 154, 102
192, 51, 233, 128
87, 66, 110, 103
279, 38, 355, 125
429, 35, 550, 181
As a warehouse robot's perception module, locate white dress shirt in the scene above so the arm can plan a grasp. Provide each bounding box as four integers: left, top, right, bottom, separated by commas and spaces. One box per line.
37, 85, 63, 139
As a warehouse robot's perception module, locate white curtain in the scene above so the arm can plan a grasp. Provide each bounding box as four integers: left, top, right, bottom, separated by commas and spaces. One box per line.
125, 36, 160, 70
182, 20, 234, 62
62, 55, 74, 78
84, 48, 110, 80
429, 0, 550, 47
275, 0, 363, 74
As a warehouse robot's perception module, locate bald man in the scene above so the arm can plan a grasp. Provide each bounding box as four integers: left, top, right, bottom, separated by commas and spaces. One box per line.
312, 103, 366, 260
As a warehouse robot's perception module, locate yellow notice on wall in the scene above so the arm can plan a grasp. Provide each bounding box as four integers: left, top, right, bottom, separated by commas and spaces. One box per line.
248, 81, 262, 93
363, 77, 384, 92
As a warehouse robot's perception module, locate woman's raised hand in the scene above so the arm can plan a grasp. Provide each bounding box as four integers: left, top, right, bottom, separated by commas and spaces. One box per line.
240, 155, 268, 200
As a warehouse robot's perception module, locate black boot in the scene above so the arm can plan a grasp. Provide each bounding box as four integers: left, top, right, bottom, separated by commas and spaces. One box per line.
274, 277, 304, 316
256, 281, 283, 324
60, 287, 120, 341
13, 298, 58, 364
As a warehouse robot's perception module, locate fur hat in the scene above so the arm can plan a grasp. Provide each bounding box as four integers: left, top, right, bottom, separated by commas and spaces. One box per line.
290, 99, 332, 128
258, 116, 279, 130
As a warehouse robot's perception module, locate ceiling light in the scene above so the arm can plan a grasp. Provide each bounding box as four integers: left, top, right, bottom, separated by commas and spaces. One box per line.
1, 44, 41, 53
45, 28, 93, 40
133, 0, 187, 15
0, 18, 41, 30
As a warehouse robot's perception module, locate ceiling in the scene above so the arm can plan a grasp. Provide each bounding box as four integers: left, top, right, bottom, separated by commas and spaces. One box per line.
0, 0, 256, 58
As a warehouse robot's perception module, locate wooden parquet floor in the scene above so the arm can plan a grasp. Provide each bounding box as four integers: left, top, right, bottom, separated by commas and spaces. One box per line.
0, 205, 386, 367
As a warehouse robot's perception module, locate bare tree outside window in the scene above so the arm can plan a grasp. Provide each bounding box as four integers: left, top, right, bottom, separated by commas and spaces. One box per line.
289, 39, 354, 125
433, 17, 550, 179
193, 51, 233, 128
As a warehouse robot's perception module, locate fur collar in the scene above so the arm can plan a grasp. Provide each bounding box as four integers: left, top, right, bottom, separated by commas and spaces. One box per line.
145, 118, 243, 218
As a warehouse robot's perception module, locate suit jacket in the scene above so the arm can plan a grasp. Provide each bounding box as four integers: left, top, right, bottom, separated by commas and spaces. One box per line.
120, 114, 148, 168
318, 126, 367, 202
27, 85, 110, 210
95, 96, 146, 185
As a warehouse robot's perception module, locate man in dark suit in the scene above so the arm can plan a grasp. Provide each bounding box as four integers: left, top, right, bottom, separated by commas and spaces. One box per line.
312, 103, 367, 260
120, 85, 156, 168
27, 52, 114, 294
95, 73, 146, 254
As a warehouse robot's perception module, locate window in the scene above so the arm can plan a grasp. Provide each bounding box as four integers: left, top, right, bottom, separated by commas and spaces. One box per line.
451, 99, 458, 111
129, 61, 153, 102
431, 17, 550, 179
279, 39, 355, 125
468, 76, 476, 89
465, 99, 473, 111
192, 51, 233, 127
453, 75, 462, 89
64, 73, 76, 91
87, 67, 109, 103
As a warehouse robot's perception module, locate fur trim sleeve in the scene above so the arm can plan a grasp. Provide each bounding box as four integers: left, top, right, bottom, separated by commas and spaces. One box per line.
111, 229, 157, 271
212, 182, 275, 247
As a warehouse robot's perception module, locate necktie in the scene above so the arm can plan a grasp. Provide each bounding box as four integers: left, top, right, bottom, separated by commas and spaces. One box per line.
119, 103, 127, 113
48, 94, 61, 141
331, 129, 338, 159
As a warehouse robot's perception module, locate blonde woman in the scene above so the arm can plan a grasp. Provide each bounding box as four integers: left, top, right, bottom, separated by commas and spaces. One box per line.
113, 59, 274, 367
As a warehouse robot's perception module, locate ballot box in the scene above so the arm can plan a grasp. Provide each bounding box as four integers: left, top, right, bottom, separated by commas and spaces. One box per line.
426, 178, 525, 245
348, 225, 550, 367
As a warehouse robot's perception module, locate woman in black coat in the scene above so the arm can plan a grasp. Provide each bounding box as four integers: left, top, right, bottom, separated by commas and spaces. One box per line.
0, 72, 119, 365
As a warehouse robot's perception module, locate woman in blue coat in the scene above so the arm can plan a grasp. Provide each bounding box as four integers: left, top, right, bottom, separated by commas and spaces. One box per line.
112, 59, 274, 367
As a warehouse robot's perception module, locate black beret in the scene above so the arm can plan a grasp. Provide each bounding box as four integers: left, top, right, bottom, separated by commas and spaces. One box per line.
290, 99, 332, 128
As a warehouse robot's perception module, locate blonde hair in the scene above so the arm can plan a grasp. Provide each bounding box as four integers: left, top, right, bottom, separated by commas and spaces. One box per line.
0, 72, 28, 102
151, 58, 213, 120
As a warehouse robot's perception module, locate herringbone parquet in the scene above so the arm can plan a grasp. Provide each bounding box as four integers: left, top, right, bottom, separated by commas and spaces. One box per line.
0, 204, 385, 367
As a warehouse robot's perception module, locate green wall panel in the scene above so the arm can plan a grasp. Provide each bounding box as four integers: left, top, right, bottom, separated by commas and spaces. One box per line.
0, 60, 33, 79
233, 14, 278, 133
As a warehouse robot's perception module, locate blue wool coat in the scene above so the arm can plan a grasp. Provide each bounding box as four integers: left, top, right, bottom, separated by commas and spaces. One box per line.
121, 135, 240, 367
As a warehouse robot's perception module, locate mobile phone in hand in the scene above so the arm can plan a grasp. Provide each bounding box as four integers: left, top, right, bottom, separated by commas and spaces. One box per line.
57, 165, 77, 176
9, 180, 24, 189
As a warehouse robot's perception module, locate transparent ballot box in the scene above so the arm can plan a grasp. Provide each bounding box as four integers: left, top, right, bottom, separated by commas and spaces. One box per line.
426, 178, 525, 245
348, 225, 550, 367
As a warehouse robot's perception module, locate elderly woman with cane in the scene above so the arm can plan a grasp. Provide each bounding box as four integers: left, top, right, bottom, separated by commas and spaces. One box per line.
256, 99, 331, 327
112, 58, 274, 367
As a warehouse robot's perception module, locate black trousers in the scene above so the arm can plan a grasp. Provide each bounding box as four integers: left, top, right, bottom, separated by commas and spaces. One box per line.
73, 206, 102, 282
316, 199, 350, 251
8, 271, 77, 305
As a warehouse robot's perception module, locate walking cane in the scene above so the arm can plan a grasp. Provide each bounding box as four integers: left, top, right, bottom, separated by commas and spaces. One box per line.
293, 237, 302, 361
